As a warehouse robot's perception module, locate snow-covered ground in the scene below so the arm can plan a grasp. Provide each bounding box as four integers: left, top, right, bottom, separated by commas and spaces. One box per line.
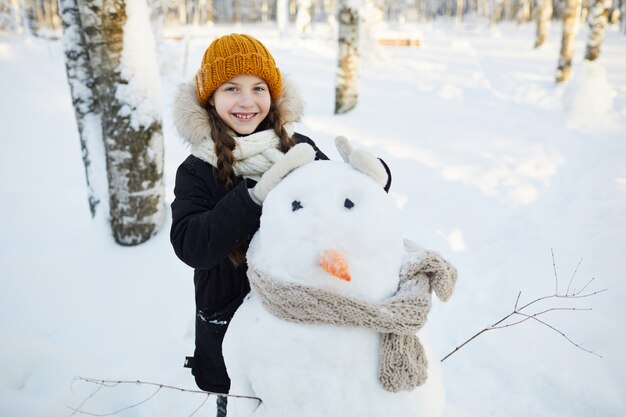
1, 19, 625, 417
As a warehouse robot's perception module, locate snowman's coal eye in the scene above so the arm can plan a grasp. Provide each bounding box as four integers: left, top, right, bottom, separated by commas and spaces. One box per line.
344, 198, 355, 209
292, 200, 303, 211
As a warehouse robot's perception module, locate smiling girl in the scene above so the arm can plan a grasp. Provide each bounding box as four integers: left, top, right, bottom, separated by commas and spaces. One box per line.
170, 33, 327, 416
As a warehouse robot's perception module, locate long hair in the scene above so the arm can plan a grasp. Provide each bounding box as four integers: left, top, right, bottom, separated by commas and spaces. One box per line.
206, 100, 296, 266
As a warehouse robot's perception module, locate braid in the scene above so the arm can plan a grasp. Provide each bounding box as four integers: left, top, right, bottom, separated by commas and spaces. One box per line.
268, 101, 295, 152
205, 100, 293, 267
206, 105, 246, 265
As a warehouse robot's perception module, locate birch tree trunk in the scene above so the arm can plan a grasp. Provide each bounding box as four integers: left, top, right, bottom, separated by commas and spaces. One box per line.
517, 0, 531, 24
617, 0, 626, 34
504, 0, 512, 19
335, 0, 360, 114
261, 0, 268, 23
584, 0, 611, 60
178, 0, 187, 24
556, 0, 582, 82
277, 0, 288, 32
535, 0, 553, 47
22, 0, 39, 35
1, 0, 20, 31
11, 0, 21, 30
456, 0, 464, 23
295, 0, 312, 33
61, 0, 165, 245
622, 0, 626, 33
59, 0, 105, 217
491, 0, 504, 25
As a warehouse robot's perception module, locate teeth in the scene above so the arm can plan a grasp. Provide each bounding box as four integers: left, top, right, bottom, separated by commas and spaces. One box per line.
235, 113, 254, 120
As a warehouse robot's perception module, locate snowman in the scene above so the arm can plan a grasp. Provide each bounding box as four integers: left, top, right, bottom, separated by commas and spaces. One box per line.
223, 137, 457, 417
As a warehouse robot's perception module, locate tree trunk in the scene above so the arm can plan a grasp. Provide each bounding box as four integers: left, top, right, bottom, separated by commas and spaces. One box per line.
517, 0, 530, 24
584, 0, 611, 60
556, 0, 582, 82
1, 0, 20, 31
335, 1, 359, 114
535, 0, 553, 47
478, 0, 489, 17
261, 0, 268, 22
295, 0, 312, 33
43, 0, 53, 29
491, 0, 504, 25
11, 0, 22, 31
456, 0, 464, 23
178, 0, 187, 24
619, 0, 626, 34
62, 0, 165, 245
277, 0, 288, 32
22, 0, 39, 35
504, 0, 512, 19
59, 0, 105, 217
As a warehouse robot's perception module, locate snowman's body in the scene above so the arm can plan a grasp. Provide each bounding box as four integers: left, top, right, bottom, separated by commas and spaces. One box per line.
223, 161, 445, 417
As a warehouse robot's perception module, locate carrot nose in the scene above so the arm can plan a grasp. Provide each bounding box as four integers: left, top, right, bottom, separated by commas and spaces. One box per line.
319, 249, 351, 282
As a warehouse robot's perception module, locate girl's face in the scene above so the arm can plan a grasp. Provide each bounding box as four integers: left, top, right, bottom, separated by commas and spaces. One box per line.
210, 74, 272, 135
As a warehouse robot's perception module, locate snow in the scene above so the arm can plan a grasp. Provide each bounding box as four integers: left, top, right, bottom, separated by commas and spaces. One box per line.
117, 0, 162, 130
563, 58, 617, 128
1, 19, 626, 417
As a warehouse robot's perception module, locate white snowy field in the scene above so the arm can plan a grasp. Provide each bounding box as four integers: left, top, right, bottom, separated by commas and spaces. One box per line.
1, 19, 626, 417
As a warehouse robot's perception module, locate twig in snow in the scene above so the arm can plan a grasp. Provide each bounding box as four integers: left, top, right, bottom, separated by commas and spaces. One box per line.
441, 250, 606, 362
67, 377, 261, 417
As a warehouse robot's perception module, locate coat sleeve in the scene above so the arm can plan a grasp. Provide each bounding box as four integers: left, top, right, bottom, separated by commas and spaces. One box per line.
170, 158, 262, 270
293, 133, 329, 161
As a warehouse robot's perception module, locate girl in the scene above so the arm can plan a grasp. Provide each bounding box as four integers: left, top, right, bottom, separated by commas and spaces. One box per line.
170, 33, 328, 416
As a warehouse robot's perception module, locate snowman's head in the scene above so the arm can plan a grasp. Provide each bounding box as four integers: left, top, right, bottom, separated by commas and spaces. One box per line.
248, 160, 404, 302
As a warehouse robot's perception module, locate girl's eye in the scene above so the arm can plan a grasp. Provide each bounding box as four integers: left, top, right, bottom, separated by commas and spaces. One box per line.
225, 86, 237, 92
344, 198, 355, 209
292, 200, 303, 212
253, 86, 266, 92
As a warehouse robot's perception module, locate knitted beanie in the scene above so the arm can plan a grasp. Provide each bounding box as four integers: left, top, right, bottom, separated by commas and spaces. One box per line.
195, 33, 282, 105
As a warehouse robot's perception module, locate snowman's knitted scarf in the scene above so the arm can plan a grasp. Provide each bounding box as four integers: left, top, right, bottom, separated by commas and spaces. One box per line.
247, 240, 457, 393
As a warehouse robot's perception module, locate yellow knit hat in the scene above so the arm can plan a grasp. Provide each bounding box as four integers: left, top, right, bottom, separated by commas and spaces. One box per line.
195, 33, 282, 106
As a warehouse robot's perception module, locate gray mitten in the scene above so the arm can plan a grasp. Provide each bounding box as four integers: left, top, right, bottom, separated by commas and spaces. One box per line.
249, 143, 316, 204
335, 136, 388, 188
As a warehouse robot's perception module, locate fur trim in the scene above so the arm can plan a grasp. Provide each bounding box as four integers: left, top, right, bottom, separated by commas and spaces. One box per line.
172, 75, 304, 146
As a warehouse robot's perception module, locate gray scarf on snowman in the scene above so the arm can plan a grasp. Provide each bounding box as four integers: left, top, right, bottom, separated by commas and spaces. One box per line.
248, 239, 457, 393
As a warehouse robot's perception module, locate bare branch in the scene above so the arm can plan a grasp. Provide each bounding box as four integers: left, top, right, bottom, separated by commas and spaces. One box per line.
575, 276, 598, 296
490, 307, 592, 330
566, 258, 583, 295
67, 377, 262, 417
440, 328, 491, 362
73, 377, 261, 400
517, 312, 603, 358
514, 291, 522, 310
189, 395, 211, 417
441, 253, 605, 363
68, 383, 103, 417
68, 385, 161, 417
551, 248, 559, 293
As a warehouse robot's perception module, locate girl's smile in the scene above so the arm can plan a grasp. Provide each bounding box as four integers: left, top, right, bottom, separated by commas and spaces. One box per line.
211, 74, 272, 135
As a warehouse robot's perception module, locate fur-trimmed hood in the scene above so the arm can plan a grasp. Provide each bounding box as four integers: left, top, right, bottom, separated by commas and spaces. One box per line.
172, 76, 305, 146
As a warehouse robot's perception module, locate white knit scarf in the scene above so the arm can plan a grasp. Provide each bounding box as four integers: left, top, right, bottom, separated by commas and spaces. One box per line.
247, 242, 458, 392
191, 123, 296, 182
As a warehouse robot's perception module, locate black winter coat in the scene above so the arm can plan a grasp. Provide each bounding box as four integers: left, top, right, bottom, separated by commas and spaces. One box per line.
170, 133, 328, 393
